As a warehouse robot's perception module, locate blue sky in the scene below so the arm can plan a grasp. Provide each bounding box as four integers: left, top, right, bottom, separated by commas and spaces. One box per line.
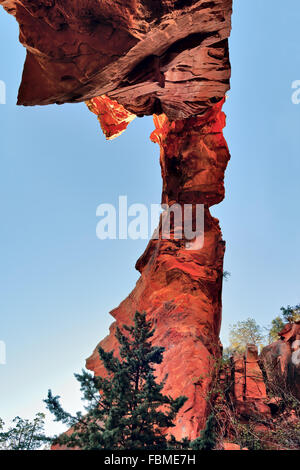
0, 1, 300, 435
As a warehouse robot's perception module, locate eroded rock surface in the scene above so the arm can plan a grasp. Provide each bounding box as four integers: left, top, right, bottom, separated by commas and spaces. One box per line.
0, 0, 231, 120
219, 335, 300, 450
0, 0, 233, 439
260, 322, 300, 400
86, 99, 230, 439
231, 345, 270, 419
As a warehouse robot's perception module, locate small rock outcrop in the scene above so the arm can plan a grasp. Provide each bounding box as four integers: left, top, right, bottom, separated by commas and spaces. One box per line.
217, 329, 300, 450
260, 322, 300, 401
230, 345, 270, 419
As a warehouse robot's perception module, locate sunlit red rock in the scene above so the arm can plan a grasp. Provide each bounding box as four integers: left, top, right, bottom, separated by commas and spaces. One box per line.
0, 0, 234, 440
86, 100, 231, 440
245, 344, 268, 401
86, 95, 136, 140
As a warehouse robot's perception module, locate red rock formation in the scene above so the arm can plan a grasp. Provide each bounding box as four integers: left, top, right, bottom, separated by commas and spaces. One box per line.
223, 442, 247, 451
86, 99, 230, 440
0, 0, 233, 440
86, 95, 136, 140
260, 322, 300, 400
216, 342, 300, 449
245, 345, 268, 402
0, 0, 232, 120
231, 345, 270, 419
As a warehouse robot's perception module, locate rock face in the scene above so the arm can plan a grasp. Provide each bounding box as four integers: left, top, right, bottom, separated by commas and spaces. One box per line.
222, 442, 246, 451
86, 95, 136, 140
1, 0, 233, 439
0, 0, 231, 120
219, 336, 300, 450
230, 345, 271, 419
260, 322, 300, 400
223, 330, 300, 422
86, 98, 230, 440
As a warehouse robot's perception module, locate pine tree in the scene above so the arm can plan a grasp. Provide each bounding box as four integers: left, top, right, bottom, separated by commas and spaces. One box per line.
190, 414, 217, 450
45, 312, 187, 450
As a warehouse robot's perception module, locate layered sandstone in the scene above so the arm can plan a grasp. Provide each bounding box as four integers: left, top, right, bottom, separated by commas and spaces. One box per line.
260, 322, 300, 400
218, 335, 300, 449
0, 0, 231, 120
86, 98, 230, 440
230, 345, 271, 419
0, 0, 233, 439
86, 95, 136, 140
